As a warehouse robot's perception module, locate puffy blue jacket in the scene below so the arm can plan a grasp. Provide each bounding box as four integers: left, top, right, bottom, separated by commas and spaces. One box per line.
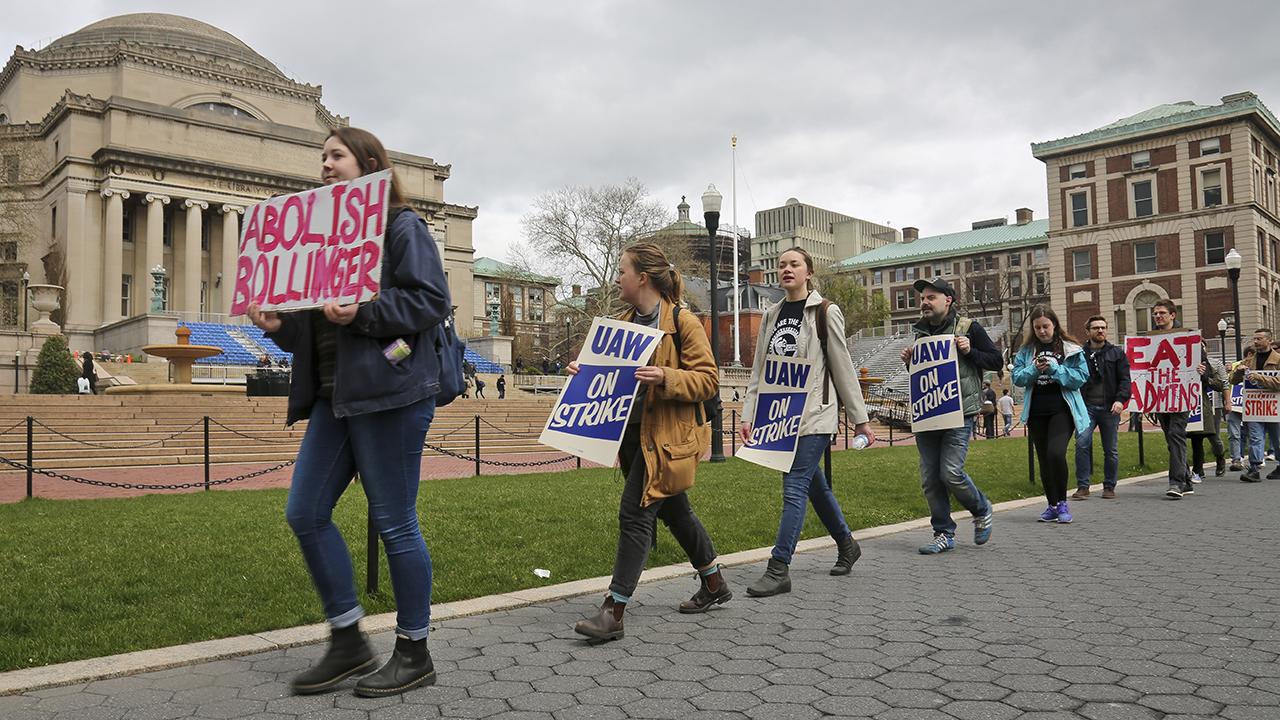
268, 207, 452, 425
1012, 341, 1091, 437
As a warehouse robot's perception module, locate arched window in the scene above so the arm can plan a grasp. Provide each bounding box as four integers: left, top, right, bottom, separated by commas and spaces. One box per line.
1134, 290, 1161, 334
188, 102, 257, 120
0, 112, 8, 124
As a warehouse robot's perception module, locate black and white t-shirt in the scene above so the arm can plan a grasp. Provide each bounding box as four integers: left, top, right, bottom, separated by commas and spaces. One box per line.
767, 299, 807, 358
1030, 344, 1068, 416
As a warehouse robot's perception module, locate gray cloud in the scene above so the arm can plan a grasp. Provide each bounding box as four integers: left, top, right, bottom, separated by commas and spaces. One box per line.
6, 0, 1280, 260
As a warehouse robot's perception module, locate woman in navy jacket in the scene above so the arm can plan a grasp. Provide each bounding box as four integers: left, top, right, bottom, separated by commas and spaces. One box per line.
248, 127, 450, 699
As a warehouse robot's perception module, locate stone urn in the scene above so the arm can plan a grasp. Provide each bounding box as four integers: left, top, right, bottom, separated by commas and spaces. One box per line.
27, 284, 64, 335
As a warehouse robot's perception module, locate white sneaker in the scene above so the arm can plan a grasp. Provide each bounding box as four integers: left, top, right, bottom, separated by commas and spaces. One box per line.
1189, 472, 1203, 485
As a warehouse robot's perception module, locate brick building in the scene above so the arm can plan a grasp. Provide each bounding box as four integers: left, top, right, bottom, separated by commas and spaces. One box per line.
1031, 91, 1280, 345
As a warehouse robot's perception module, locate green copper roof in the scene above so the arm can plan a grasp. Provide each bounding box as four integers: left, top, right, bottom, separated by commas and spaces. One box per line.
473, 257, 559, 286
1031, 92, 1280, 157
833, 219, 1049, 271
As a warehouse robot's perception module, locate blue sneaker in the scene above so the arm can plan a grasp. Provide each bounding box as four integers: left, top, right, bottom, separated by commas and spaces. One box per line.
1055, 501, 1072, 524
1038, 504, 1059, 522
918, 533, 955, 555
973, 509, 993, 545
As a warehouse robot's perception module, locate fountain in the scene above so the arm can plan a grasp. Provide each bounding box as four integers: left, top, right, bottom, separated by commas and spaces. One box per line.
106, 325, 244, 395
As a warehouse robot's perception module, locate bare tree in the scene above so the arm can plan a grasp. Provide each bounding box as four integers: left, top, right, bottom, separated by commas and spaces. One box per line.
815, 269, 890, 335
512, 178, 670, 320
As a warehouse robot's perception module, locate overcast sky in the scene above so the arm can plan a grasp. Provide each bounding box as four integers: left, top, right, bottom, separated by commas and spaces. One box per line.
7, 1, 1280, 263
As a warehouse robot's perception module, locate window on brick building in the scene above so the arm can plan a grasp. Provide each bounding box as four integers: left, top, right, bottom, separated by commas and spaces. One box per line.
1072, 250, 1092, 281
1202, 168, 1223, 207
1009, 273, 1022, 296
1132, 151, 1151, 169
1069, 163, 1087, 180
1200, 138, 1221, 156
1205, 233, 1226, 265
1034, 272, 1048, 295
894, 289, 909, 310
1134, 241, 1157, 273
1070, 191, 1089, 227
873, 270, 882, 285
1133, 181, 1154, 217
1008, 253, 1021, 267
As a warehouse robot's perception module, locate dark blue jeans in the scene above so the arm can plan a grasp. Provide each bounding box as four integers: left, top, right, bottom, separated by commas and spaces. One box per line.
286, 397, 435, 640
772, 434, 852, 564
916, 416, 991, 537
1075, 405, 1120, 489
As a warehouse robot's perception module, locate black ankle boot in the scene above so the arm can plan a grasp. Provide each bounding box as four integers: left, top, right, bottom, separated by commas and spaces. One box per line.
353, 634, 436, 697
574, 596, 625, 641
830, 534, 862, 576
746, 558, 791, 597
679, 566, 733, 613
290, 623, 376, 695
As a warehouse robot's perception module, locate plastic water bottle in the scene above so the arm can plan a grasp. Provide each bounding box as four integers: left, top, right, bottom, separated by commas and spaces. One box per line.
851, 435, 870, 450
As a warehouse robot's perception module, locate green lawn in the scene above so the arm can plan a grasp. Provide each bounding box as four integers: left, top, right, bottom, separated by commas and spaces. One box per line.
0, 432, 1170, 672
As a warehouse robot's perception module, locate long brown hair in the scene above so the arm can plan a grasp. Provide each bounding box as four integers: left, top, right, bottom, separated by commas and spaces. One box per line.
622, 242, 684, 305
1023, 304, 1078, 355
780, 246, 817, 292
326, 127, 407, 207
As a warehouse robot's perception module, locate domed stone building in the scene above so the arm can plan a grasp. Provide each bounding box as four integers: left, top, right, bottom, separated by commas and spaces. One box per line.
0, 13, 477, 351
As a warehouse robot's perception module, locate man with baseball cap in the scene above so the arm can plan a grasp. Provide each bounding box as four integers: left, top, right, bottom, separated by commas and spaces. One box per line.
900, 277, 1004, 555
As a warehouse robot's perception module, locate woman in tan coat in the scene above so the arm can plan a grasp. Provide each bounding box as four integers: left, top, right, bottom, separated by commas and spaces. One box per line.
572, 243, 729, 641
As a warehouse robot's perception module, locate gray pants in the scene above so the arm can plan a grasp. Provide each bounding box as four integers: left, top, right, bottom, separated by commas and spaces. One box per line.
1154, 412, 1189, 487
609, 425, 716, 600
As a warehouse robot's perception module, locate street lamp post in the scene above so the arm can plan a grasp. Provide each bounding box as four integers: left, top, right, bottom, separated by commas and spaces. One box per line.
702, 184, 725, 463
1227, 248, 1243, 360
1217, 318, 1229, 369
564, 317, 572, 365
21, 270, 30, 331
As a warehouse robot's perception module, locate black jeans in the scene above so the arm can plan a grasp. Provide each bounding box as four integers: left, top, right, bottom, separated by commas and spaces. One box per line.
1189, 433, 1225, 475
609, 424, 716, 600
1028, 412, 1074, 504
1154, 413, 1189, 487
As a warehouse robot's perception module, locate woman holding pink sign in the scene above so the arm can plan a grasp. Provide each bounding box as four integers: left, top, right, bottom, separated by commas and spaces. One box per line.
739, 247, 875, 598
246, 127, 451, 698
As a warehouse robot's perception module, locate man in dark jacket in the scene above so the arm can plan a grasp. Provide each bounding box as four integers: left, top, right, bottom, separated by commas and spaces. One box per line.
1073, 315, 1131, 500
899, 277, 1004, 555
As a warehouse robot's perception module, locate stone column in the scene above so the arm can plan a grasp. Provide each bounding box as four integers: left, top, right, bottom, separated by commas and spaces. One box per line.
183, 199, 208, 315
220, 205, 244, 314
64, 185, 97, 334
142, 194, 170, 301
100, 189, 130, 324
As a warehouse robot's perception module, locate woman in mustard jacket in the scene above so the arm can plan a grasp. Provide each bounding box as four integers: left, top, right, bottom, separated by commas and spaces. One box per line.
571, 243, 728, 641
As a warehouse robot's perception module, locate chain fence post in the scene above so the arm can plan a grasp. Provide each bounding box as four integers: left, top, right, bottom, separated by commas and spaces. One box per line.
474, 415, 481, 477
203, 416, 210, 492
26, 416, 33, 499
731, 409, 737, 455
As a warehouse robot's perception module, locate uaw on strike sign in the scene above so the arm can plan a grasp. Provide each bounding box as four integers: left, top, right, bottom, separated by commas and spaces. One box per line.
736, 355, 813, 472
1125, 330, 1203, 432
539, 318, 665, 466
229, 169, 391, 315
909, 336, 965, 433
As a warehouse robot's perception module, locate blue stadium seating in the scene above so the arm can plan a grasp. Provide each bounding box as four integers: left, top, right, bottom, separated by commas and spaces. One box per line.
178, 321, 501, 371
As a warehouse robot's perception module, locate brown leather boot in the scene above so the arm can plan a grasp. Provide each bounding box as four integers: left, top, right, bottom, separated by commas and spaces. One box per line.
1101, 487, 1116, 499
1072, 486, 1090, 499
679, 566, 733, 613
574, 596, 624, 641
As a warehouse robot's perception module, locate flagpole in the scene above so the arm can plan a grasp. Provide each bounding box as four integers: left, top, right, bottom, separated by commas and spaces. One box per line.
732, 134, 741, 366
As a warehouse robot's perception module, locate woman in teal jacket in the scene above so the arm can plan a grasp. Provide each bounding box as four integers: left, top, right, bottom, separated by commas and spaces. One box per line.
1012, 305, 1090, 524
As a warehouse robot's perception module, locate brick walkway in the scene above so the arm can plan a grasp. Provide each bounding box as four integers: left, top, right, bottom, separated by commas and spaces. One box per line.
4, 471, 1279, 718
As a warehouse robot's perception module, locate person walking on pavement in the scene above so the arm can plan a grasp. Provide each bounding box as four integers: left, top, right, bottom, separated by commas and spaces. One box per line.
1012, 305, 1090, 524
1226, 347, 1254, 472
998, 390, 1015, 436
740, 247, 876, 598
474, 376, 486, 399
982, 382, 997, 439
1187, 352, 1227, 486
899, 277, 1002, 555
248, 127, 452, 697
1146, 300, 1194, 499
572, 243, 729, 642
1073, 316, 1130, 500
81, 350, 97, 394
1229, 329, 1280, 483
496, 374, 506, 399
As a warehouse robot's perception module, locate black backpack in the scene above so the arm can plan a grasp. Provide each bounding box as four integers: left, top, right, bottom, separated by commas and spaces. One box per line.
671, 305, 721, 426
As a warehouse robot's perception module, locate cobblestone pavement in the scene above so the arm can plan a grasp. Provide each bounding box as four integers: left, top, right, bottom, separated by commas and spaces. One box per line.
4, 472, 1279, 719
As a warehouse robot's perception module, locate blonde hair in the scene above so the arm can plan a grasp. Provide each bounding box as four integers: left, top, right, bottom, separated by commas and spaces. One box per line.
622, 242, 684, 304
780, 246, 817, 291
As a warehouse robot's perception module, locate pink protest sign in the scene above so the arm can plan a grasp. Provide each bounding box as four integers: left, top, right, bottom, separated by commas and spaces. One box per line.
229, 169, 391, 315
